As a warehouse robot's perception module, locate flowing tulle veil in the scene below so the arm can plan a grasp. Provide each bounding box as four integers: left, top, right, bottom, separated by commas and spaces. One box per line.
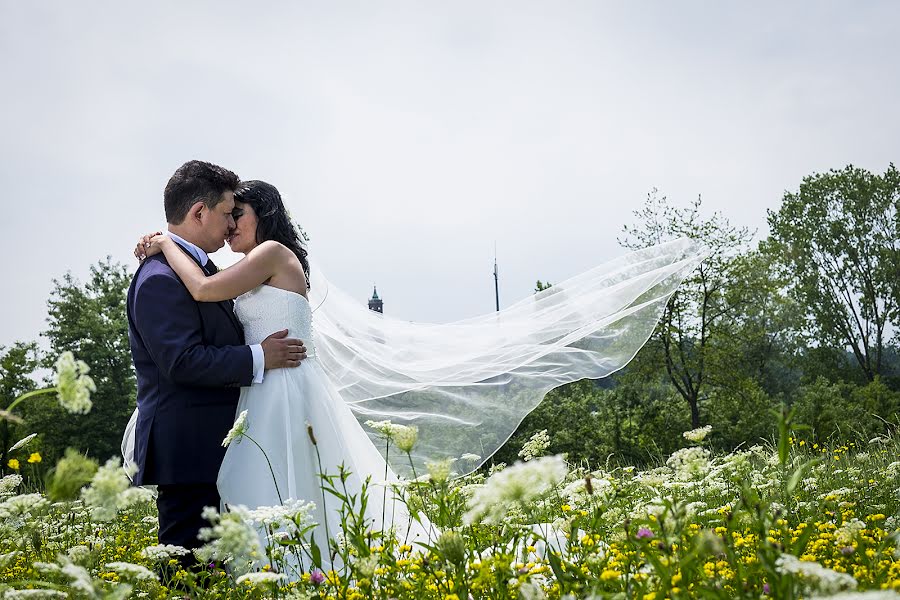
123, 237, 706, 479
305, 236, 706, 477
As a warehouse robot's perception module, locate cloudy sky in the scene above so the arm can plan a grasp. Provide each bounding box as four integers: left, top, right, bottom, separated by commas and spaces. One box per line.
1, 1, 897, 349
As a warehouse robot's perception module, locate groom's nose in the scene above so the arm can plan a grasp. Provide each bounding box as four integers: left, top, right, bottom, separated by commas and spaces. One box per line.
226, 214, 236, 231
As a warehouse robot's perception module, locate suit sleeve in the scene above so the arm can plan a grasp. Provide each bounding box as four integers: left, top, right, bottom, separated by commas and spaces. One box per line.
133, 271, 254, 387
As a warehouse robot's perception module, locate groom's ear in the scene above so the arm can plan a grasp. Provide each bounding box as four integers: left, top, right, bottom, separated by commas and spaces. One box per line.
188, 201, 206, 225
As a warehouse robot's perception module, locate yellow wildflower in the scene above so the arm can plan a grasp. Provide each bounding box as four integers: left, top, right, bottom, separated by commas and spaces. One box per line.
7, 458, 19, 470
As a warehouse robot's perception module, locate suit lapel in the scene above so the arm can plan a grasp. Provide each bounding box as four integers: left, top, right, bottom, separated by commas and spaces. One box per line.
172, 245, 245, 340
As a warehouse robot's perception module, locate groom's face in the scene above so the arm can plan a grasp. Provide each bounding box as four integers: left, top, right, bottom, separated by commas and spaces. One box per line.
197, 191, 236, 252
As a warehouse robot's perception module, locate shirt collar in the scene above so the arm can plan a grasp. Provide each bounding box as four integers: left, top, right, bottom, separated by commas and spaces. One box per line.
168, 232, 210, 267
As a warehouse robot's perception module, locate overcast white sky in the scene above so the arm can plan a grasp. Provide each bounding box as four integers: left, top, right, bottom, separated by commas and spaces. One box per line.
1, 1, 898, 350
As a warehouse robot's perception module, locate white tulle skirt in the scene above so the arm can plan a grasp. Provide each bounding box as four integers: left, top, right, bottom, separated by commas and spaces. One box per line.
217, 357, 434, 572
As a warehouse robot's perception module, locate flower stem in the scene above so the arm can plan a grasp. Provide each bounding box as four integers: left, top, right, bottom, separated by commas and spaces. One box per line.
5, 387, 55, 414
243, 433, 283, 505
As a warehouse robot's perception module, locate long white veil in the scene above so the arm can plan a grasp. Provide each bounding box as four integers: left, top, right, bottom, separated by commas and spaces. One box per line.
307, 237, 705, 476
123, 237, 706, 478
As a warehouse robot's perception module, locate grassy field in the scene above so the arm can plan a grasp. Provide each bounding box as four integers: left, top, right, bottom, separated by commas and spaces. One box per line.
1, 410, 899, 599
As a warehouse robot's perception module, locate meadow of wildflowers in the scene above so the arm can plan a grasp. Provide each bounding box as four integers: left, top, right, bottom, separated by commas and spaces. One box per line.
1, 358, 899, 598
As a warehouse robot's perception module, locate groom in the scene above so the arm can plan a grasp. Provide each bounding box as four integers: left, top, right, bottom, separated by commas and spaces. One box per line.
127, 160, 306, 564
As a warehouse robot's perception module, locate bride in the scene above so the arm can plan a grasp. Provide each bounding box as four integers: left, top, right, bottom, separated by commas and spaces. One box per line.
127, 178, 705, 572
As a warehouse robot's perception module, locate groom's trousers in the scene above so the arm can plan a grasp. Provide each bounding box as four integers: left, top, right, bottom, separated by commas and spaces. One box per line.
157, 482, 220, 568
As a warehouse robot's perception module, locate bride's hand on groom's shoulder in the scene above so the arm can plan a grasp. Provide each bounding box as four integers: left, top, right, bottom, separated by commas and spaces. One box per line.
134, 231, 166, 262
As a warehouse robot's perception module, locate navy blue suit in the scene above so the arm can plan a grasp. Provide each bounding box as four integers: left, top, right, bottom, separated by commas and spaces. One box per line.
128, 251, 253, 485
127, 249, 254, 557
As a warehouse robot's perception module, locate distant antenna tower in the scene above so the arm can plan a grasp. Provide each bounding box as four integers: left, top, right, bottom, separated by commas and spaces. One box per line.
493, 243, 500, 312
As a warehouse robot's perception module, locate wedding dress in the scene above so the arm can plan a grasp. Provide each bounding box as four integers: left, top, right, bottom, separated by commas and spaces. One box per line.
217, 284, 432, 561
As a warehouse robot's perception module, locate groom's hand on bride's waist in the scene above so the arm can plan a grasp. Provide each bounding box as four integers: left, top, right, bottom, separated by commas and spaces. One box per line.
261, 329, 307, 369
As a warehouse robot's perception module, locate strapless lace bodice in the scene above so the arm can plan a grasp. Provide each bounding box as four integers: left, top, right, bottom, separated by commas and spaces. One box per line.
234, 285, 315, 356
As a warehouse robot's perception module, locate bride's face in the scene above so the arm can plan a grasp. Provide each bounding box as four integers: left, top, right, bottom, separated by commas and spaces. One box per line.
227, 200, 259, 254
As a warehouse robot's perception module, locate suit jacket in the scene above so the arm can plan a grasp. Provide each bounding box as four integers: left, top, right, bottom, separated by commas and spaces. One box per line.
127, 251, 253, 486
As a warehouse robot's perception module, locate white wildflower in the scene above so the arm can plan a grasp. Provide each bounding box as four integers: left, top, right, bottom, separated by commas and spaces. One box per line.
81, 458, 131, 521
392, 425, 418, 453
365, 420, 397, 438
682, 425, 712, 443
246, 498, 316, 528
66, 545, 91, 563
222, 410, 249, 447
425, 458, 456, 483
0, 550, 20, 568
836, 518, 866, 546
461, 453, 482, 464
464, 455, 568, 524
519, 430, 550, 462
0, 493, 49, 522
140, 544, 190, 561
53, 351, 95, 414
236, 571, 287, 586
58, 556, 103, 597
0, 474, 23, 494
355, 554, 379, 578
9, 433, 37, 452
2, 590, 69, 599
519, 580, 547, 600
488, 462, 507, 476
776, 553, 857, 594
666, 446, 711, 480
105, 561, 159, 582
196, 505, 262, 575
116, 486, 155, 510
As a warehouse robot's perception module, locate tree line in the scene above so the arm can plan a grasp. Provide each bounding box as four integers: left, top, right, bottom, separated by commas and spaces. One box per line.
1, 163, 898, 474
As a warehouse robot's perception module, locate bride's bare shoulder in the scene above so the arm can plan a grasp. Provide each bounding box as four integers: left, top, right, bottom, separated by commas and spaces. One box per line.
250, 240, 295, 262
251, 240, 308, 293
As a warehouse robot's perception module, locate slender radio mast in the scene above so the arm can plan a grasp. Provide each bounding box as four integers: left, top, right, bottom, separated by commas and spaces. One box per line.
493, 243, 500, 312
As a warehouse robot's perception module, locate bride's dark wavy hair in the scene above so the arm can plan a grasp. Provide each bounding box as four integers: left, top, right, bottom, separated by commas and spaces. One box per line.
234, 180, 310, 288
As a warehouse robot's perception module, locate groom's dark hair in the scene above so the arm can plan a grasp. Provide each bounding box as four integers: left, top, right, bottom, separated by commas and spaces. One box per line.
164, 160, 241, 224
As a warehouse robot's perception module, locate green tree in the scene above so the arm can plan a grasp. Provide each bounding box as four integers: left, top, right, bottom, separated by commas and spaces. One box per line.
30, 258, 135, 463
620, 191, 754, 428
766, 164, 900, 381
0, 342, 40, 471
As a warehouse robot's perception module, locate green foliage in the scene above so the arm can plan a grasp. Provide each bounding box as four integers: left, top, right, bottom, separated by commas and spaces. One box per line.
766, 163, 900, 381
620, 191, 757, 428
29, 258, 135, 464
0, 342, 40, 472
45, 448, 99, 502
791, 376, 900, 442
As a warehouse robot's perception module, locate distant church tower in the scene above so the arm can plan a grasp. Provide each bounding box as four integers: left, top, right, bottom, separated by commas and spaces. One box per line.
368, 285, 383, 313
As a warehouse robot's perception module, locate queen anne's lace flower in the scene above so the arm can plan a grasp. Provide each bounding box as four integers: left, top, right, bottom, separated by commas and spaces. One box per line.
105, 561, 159, 582
2, 590, 69, 598
0, 474, 23, 494
236, 571, 288, 586
776, 553, 857, 594
196, 505, 262, 575
140, 544, 190, 561
392, 425, 418, 453
246, 498, 316, 528
682, 425, 712, 442
223, 410, 249, 447
425, 458, 455, 483
666, 446, 711, 480
81, 458, 131, 522
53, 351, 96, 414
464, 455, 568, 524
519, 429, 550, 462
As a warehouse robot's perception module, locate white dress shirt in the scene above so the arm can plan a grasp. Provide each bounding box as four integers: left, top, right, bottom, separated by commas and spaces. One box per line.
168, 232, 266, 384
